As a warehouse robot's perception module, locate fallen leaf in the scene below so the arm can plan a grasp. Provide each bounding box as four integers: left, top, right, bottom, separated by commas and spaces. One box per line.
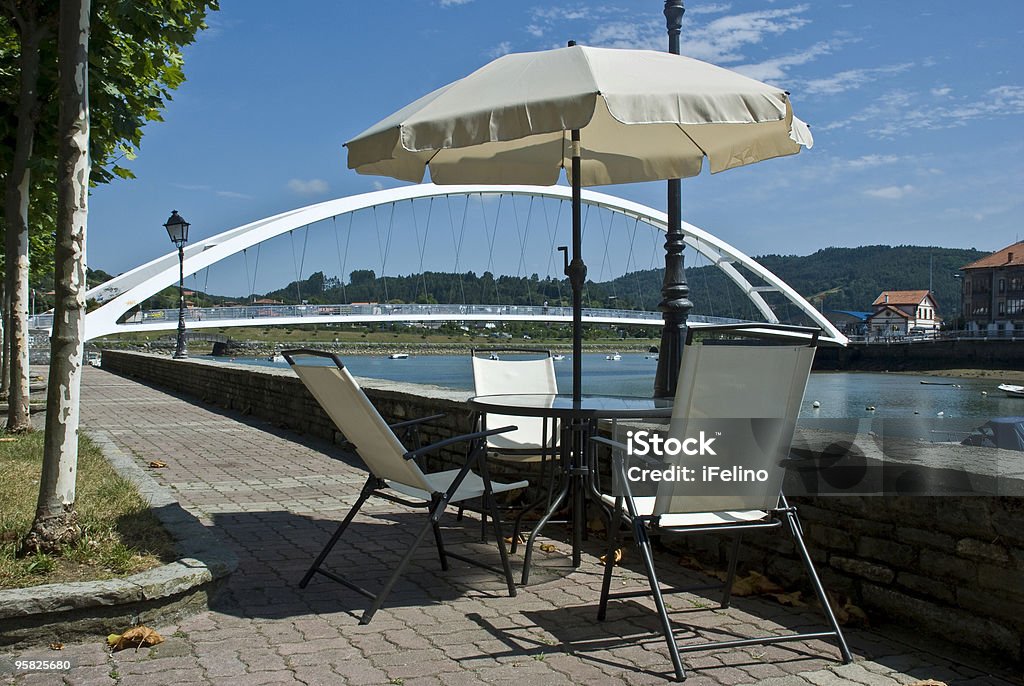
587, 517, 606, 533
49, 643, 64, 651
504, 534, 526, 545
539, 543, 558, 553
769, 591, 806, 607
907, 681, 947, 686
729, 571, 785, 597
676, 556, 707, 572
148, 460, 167, 469
600, 548, 624, 565
0, 437, 16, 443
107, 625, 164, 652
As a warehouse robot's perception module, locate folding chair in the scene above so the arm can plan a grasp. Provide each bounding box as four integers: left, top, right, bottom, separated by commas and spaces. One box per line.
284, 349, 528, 625
592, 324, 852, 681
470, 348, 561, 577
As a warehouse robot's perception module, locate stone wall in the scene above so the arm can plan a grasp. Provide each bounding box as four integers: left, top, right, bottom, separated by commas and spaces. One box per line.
100, 351, 1023, 664
815, 338, 1024, 371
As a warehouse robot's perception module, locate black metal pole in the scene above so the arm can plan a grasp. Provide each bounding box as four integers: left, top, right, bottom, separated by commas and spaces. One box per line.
653, 0, 693, 398
174, 244, 188, 359
569, 127, 585, 401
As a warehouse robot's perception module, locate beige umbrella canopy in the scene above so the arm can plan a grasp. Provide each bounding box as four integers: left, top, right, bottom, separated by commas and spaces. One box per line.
346, 45, 812, 186
345, 44, 813, 399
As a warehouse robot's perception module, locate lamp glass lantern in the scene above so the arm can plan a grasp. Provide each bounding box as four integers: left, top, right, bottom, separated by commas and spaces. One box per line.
163, 210, 190, 247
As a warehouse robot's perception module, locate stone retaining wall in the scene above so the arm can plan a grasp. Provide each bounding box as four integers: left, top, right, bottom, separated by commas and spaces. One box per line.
101, 351, 1023, 664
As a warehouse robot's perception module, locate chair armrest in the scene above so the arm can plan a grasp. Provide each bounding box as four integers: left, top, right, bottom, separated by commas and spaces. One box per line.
389, 413, 446, 431
404, 426, 517, 460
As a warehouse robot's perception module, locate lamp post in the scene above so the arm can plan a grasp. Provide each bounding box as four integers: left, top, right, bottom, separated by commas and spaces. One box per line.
654, 0, 694, 398
163, 210, 190, 359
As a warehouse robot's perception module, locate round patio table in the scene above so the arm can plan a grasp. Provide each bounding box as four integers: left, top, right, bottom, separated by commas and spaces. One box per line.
468, 393, 674, 583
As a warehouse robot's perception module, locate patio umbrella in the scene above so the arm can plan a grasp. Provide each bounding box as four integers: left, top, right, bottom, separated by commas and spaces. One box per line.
345, 44, 813, 400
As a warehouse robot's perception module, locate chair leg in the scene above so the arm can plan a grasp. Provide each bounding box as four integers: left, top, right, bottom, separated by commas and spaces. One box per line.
635, 520, 686, 682
597, 499, 624, 621
361, 502, 441, 625
431, 496, 449, 571
300, 480, 374, 588
720, 534, 743, 608
784, 509, 853, 664
484, 491, 518, 597
521, 475, 569, 585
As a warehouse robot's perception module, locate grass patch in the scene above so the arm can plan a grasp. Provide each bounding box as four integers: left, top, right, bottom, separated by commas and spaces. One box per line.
0, 432, 177, 589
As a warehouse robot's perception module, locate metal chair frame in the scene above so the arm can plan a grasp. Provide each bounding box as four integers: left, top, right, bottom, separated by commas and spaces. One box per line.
285, 348, 527, 624
591, 325, 852, 681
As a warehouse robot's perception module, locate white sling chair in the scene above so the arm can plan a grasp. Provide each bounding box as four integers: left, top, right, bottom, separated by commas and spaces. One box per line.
285, 349, 528, 625
592, 325, 851, 681
471, 348, 561, 579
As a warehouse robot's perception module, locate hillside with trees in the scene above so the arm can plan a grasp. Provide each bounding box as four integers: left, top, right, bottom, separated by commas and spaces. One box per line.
132, 245, 987, 326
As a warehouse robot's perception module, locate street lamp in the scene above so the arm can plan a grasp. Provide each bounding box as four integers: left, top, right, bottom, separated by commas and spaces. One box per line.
163, 210, 190, 359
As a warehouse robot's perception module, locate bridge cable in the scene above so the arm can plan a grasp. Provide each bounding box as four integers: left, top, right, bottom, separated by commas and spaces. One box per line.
445, 195, 469, 305
372, 205, 395, 303
412, 197, 434, 304
581, 202, 593, 310
479, 193, 502, 304
332, 214, 353, 304
512, 195, 536, 304
623, 216, 644, 309
597, 208, 618, 303
699, 242, 715, 318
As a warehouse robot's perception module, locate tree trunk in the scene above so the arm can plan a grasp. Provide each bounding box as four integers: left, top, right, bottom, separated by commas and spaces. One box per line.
20, 0, 90, 555
3, 10, 44, 434
1, 281, 9, 401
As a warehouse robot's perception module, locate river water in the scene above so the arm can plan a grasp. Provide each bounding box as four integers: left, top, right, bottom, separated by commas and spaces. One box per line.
207, 352, 1022, 422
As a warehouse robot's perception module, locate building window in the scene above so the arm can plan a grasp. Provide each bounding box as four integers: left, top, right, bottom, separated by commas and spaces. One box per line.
1008, 299, 1024, 315
999, 278, 1006, 293
999, 301, 1006, 316
966, 280, 972, 295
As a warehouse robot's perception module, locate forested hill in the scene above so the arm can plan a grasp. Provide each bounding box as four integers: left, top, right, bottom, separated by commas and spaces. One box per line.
610, 245, 986, 322
137, 245, 987, 323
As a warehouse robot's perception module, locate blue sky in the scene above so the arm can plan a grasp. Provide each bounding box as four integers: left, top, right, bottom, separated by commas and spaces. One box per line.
88, 1, 1024, 296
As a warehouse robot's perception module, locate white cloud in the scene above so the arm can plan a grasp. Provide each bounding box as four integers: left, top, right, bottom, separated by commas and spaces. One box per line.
824, 84, 1024, 137
864, 185, 914, 199
931, 86, 952, 97
216, 190, 253, 200
488, 41, 513, 58
287, 178, 329, 195
372, 181, 384, 191
844, 154, 900, 170
804, 62, 914, 95
736, 39, 851, 82
439, 0, 473, 6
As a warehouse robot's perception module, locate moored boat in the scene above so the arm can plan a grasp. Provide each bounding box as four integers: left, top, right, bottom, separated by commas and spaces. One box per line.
388, 353, 409, 360
998, 383, 1024, 398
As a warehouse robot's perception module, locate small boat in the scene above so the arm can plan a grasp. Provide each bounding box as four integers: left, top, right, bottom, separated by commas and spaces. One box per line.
551, 354, 565, 361
489, 352, 500, 361
920, 381, 955, 386
645, 354, 659, 360
268, 354, 285, 363
998, 383, 1024, 398
388, 353, 409, 360
606, 352, 622, 361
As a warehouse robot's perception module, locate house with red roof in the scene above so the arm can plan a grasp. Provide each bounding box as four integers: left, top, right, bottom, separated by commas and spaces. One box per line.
960, 240, 1024, 334
866, 290, 941, 339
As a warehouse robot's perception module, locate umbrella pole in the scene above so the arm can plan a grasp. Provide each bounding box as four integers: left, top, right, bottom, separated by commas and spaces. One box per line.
568, 129, 585, 402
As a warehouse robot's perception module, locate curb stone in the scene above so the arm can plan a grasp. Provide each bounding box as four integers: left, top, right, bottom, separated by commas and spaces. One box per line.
0, 429, 236, 646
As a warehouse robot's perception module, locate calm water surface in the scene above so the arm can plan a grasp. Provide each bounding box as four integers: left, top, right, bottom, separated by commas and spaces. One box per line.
208, 352, 1022, 421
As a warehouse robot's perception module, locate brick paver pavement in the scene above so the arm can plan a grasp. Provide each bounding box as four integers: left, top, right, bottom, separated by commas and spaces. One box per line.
3, 367, 1020, 685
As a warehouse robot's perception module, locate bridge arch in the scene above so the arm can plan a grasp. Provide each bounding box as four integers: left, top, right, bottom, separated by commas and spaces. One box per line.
82, 184, 846, 344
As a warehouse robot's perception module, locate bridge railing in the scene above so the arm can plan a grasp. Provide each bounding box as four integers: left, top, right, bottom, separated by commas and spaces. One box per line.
30, 304, 743, 334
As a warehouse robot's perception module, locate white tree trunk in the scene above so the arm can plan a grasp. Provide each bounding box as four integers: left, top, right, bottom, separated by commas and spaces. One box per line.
23, 0, 90, 553
3, 10, 42, 433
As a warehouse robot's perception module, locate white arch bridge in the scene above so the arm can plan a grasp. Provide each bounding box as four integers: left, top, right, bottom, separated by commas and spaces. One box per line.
39, 184, 846, 344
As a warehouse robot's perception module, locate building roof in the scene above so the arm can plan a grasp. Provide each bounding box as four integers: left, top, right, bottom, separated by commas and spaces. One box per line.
872, 290, 933, 307
868, 305, 911, 320
827, 310, 872, 321
961, 241, 1024, 270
